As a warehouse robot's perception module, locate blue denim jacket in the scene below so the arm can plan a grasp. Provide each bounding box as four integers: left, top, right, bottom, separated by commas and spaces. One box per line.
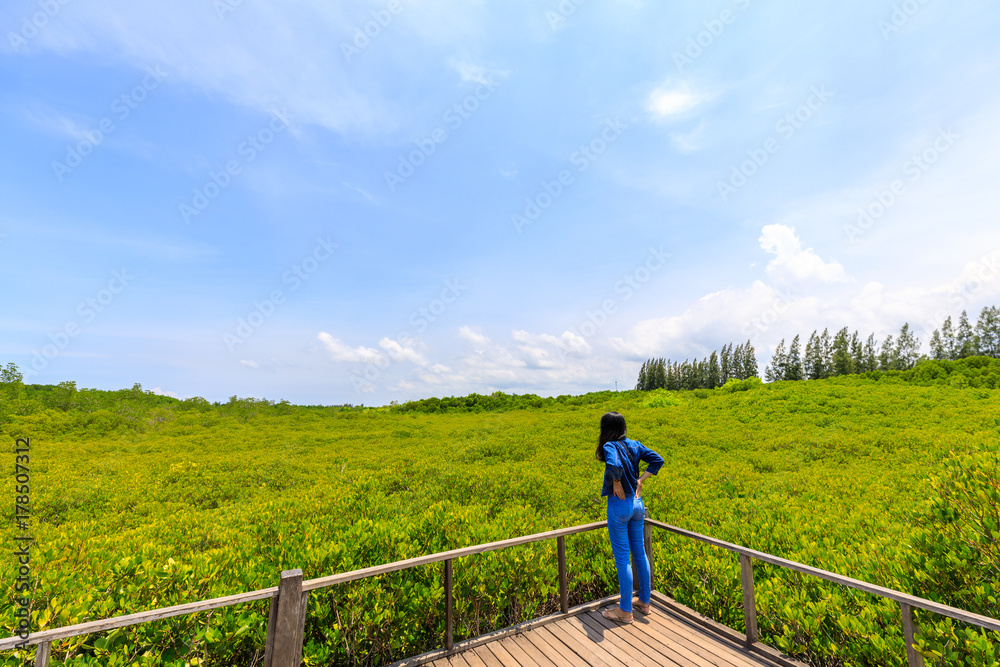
601, 438, 664, 498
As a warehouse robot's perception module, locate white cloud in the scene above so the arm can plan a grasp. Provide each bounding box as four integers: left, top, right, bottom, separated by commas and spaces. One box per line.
611, 280, 816, 358
317, 332, 385, 364
759, 224, 850, 284
24, 108, 95, 142
151, 386, 179, 398
649, 85, 704, 119
448, 59, 508, 86
240, 360, 259, 369
458, 325, 490, 346
20, 1, 495, 137
378, 337, 427, 365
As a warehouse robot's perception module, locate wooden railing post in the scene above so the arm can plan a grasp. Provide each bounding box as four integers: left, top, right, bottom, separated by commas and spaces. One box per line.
901, 602, 925, 667
739, 554, 759, 645
557, 536, 569, 614
264, 569, 308, 667
34, 641, 50, 667
643, 508, 653, 591
444, 559, 454, 651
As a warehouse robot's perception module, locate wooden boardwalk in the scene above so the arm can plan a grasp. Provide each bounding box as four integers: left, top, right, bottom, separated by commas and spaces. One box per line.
417, 593, 804, 667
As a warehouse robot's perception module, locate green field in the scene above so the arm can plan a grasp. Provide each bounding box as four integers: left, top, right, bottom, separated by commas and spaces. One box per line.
2, 359, 1000, 666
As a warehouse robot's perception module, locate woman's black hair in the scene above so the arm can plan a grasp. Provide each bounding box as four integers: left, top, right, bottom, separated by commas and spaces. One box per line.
595, 411, 628, 462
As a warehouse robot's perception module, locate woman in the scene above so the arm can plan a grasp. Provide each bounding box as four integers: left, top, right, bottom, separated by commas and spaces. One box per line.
596, 411, 664, 623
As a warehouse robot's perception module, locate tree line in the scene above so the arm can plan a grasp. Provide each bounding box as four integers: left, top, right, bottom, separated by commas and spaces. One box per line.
635, 341, 758, 391
928, 307, 1000, 360
765, 306, 1000, 382
635, 305, 1000, 390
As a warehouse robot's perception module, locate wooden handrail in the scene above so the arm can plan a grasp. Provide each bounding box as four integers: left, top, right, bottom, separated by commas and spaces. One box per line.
5, 515, 998, 667
647, 519, 1000, 634
0, 587, 279, 651
300, 520, 607, 591
0, 521, 609, 654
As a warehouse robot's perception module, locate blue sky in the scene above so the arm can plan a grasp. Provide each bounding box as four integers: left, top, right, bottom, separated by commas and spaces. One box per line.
1, 0, 999, 405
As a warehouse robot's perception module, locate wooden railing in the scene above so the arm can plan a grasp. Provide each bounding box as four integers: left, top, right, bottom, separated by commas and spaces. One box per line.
647, 519, 1000, 667
0, 520, 610, 666
3, 515, 999, 667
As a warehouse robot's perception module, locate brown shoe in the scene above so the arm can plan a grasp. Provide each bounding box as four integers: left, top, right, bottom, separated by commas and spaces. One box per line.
633, 599, 652, 615
601, 607, 634, 624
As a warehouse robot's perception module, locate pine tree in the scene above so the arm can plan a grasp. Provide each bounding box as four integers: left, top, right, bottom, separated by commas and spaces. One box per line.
929, 329, 946, 360
849, 331, 863, 373
732, 343, 746, 380
831, 327, 853, 376
977, 306, 1000, 358
819, 328, 833, 378
708, 351, 721, 388
668, 361, 680, 390
956, 310, 978, 358
743, 340, 758, 379
940, 316, 957, 360
895, 323, 920, 369
804, 331, 821, 380
766, 339, 787, 383
653, 357, 667, 389
683, 360, 696, 389
786, 335, 803, 380
879, 334, 895, 371
862, 333, 878, 372
720, 344, 732, 383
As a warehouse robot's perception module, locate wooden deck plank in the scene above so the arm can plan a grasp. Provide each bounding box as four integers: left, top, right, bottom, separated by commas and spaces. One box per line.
386, 593, 801, 667
496, 635, 552, 667
468, 643, 506, 667
577, 611, 694, 667
645, 602, 775, 667
601, 608, 723, 667
519, 627, 580, 667
457, 648, 489, 667
542, 622, 625, 667
535, 624, 613, 667
568, 613, 667, 665
588, 614, 698, 667
639, 612, 739, 667
504, 633, 559, 667
483, 641, 526, 667
555, 613, 641, 667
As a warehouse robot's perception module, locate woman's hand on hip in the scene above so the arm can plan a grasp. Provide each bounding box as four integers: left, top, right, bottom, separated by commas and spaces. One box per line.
635, 478, 644, 498
612, 479, 626, 499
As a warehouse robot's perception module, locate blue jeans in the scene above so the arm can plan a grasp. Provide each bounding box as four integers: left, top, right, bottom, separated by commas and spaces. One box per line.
606, 495, 650, 613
